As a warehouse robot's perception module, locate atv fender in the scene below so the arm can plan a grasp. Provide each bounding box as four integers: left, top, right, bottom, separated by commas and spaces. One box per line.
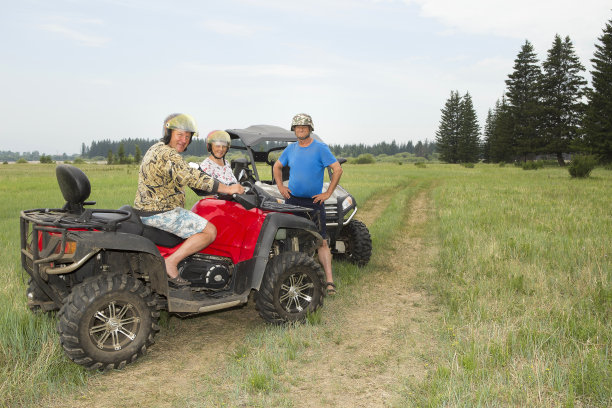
244, 212, 322, 290
64, 230, 168, 295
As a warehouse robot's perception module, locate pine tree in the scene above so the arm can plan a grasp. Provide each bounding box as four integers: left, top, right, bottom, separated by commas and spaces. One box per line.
489, 97, 515, 163
582, 17, 612, 163
457, 92, 481, 163
540, 35, 588, 165
505, 40, 543, 161
134, 145, 142, 164
118, 142, 126, 164
482, 108, 494, 162
435, 90, 462, 163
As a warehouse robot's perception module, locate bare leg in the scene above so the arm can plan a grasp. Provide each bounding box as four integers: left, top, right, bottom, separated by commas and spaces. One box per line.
317, 240, 334, 286
165, 223, 217, 278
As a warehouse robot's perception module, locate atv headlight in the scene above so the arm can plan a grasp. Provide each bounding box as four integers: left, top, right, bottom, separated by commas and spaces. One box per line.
341, 196, 353, 211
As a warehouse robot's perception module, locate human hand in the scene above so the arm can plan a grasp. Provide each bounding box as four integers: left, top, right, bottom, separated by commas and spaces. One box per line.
312, 191, 330, 204
278, 185, 291, 199
230, 183, 245, 195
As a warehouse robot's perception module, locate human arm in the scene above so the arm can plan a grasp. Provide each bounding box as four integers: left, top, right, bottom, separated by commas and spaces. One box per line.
312, 161, 343, 204
273, 160, 291, 199
217, 182, 244, 195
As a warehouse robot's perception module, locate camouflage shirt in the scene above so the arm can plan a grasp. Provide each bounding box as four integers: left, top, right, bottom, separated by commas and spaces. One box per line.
134, 142, 219, 212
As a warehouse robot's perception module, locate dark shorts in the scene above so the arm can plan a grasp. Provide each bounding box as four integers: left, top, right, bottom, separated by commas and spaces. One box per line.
286, 195, 327, 239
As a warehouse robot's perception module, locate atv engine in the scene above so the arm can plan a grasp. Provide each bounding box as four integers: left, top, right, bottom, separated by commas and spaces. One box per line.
178, 254, 233, 290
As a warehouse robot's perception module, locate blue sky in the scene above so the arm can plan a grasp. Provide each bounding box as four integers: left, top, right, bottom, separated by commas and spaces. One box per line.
1, 0, 610, 155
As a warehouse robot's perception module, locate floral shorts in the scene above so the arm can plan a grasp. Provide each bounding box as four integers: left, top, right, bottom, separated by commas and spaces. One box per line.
140, 207, 208, 239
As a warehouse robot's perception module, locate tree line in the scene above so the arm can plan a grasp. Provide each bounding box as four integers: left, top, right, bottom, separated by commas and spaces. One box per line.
436, 16, 612, 165
329, 139, 436, 159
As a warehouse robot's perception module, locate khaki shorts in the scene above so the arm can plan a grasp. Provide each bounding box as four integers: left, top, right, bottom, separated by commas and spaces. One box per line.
140, 207, 208, 239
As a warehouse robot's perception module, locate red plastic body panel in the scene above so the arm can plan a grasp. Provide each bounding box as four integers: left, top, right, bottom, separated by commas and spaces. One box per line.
155, 198, 267, 263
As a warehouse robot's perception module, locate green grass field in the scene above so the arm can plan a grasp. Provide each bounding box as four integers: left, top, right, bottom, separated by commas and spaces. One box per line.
0, 163, 609, 407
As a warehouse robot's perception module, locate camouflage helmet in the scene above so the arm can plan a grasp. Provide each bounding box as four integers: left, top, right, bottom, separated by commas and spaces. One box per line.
206, 130, 231, 153
162, 113, 198, 144
291, 113, 314, 131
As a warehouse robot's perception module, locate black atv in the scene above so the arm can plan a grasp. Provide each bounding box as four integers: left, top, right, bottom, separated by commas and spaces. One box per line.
222, 124, 372, 266
21, 164, 326, 370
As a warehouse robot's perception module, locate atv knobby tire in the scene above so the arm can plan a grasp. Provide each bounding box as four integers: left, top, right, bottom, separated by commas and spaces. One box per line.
337, 219, 372, 266
57, 273, 159, 370
256, 252, 325, 324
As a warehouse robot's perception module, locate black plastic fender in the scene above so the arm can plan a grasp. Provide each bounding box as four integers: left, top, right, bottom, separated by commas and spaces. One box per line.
242, 212, 323, 291
66, 230, 168, 294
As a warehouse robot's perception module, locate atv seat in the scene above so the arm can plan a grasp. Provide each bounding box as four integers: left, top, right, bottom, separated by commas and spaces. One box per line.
117, 205, 185, 248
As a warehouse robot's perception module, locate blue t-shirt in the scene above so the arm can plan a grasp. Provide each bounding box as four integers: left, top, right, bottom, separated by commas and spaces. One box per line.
278, 139, 337, 198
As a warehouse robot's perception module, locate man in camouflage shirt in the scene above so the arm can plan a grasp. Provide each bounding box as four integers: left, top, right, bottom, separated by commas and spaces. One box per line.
134, 113, 244, 286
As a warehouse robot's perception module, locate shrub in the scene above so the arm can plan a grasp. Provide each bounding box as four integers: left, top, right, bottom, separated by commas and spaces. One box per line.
568, 155, 597, 178
522, 161, 544, 170
354, 154, 375, 164
499, 162, 506, 167
414, 162, 427, 168
72, 158, 85, 164
3, 161, 7, 165
40, 155, 54, 164
461, 162, 475, 168
16, 158, 28, 164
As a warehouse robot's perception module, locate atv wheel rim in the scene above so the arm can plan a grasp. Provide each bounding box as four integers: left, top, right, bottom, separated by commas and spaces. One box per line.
89, 301, 141, 351
279, 273, 314, 313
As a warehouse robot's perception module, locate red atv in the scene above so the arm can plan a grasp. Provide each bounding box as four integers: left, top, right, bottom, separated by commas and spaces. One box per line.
20, 164, 325, 370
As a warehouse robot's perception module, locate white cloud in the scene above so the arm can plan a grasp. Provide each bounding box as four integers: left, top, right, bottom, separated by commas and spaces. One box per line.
39, 23, 109, 47
405, 0, 610, 62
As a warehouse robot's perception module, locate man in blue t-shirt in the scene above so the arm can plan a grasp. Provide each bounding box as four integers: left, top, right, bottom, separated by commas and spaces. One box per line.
273, 113, 343, 295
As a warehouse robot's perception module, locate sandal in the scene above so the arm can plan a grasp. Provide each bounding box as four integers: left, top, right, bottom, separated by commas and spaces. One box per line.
168, 275, 191, 287
325, 282, 337, 296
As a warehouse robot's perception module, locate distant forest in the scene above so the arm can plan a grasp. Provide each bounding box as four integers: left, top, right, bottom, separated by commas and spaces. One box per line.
1, 137, 436, 162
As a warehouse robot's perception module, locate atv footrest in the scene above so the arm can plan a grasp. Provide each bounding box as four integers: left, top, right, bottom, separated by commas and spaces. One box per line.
167, 291, 250, 314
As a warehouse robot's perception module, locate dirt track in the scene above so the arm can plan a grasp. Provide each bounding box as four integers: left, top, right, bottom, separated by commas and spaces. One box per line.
44, 190, 439, 408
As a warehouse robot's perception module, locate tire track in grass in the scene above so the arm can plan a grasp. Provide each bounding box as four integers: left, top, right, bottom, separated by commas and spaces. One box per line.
285, 187, 440, 407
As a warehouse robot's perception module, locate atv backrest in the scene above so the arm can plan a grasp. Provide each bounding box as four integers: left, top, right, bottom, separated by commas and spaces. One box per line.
56, 164, 91, 213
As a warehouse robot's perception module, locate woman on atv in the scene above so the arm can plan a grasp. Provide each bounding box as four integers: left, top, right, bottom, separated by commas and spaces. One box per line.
134, 113, 244, 287
199, 130, 238, 185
